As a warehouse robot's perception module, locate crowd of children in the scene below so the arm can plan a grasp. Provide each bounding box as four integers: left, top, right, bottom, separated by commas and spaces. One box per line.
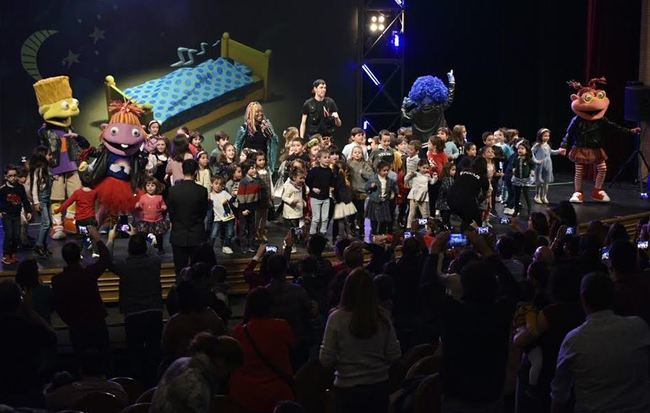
1, 108, 566, 263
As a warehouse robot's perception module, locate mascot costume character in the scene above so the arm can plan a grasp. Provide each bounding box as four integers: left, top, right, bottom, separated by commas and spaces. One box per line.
33, 75, 90, 239
85, 101, 147, 223
402, 70, 455, 141
561, 77, 641, 203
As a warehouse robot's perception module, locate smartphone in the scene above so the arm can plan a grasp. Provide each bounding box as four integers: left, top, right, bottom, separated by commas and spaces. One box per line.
117, 215, 129, 233
477, 226, 490, 235
565, 227, 575, 235
638, 240, 649, 250
601, 247, 610, 261
448, 233, 469, 248
78, 225, 88, 235
404, 231, 414, 239
500, 217, 511, 225
265, 245, 278, 253
418, 218, 428, 226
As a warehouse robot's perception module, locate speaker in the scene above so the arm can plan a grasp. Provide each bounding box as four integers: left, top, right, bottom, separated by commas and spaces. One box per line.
625, 83, 650, 121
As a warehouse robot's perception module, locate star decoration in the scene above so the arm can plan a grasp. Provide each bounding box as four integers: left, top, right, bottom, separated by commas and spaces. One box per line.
89, 27, 105, 44
62, 50, 80, 68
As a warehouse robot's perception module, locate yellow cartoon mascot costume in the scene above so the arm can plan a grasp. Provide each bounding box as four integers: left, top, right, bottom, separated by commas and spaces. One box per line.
33, 76, 90, 239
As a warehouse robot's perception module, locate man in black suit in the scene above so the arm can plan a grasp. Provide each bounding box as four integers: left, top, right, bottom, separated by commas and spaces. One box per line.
166, 159, 209, 278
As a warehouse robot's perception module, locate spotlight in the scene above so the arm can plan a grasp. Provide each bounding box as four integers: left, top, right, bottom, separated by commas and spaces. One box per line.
641, 192, 649, 200
378, 24, 385, 31
378, 15, 385, 23
371, 16, 377, 23
370, 23, 378, 32
363, 120, 371, 130
392, 32, 400, 48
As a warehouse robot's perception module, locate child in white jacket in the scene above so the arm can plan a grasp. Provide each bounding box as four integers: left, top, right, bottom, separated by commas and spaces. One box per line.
406, 159, 437, 228
281, 167, 306, 230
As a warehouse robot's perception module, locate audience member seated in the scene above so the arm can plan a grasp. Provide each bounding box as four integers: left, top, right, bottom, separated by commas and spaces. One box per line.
15, 258, 53, 323
107, 228, 163, 387
528, 212, 550, 243
551, 273, 650, 413
383, 236, 427, 351
320, 268, 401, 413
424, 231, 518, 411
152, 332, 243, 413
0, 280, 56, 408
230, 287, 295, 413
373, 273, 394, 312
266, 252, 314, 369
44, 350, 128, 410
327, 241, 365, 311
604, 221, 630, 247
532, 245, 554, 265
51, 227, 111, 362
546, 201, 577, 240
610, 239, 650, 325
497, 235, 525, 282
332, 238, 353, 273
161, 279, 226, 370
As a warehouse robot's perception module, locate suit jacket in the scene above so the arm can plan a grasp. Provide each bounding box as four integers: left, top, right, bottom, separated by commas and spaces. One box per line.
167, 179, 209, 247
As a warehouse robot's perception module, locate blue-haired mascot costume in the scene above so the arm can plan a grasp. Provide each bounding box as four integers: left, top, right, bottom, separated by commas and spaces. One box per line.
402, 71, 455, 141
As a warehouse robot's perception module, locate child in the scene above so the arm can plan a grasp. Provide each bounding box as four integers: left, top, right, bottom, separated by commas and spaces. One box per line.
348, 146, 373, 234
481, 145, 503, 225
17, 167, 33, 250
282, 167, 306, 231
342, 127, 368, 160
188, 131, 204, 158
365, 161, 397, 235
511, 140, 536, 217
451, 124, 468, 155
210, 176, 236, 255
195, 151, 212, 193
532, 128, 562, 204
217, 143, 238, 179
437, 127, 459, 161
406, 159, 437, 229
369, 130, 400, 171
405, 140, 421, 177
436, 162, 456, 228
165, 134, 193, 185
0, 165, 32, 264
306, 150, 335, 236
332, 160, 356, 241
147, 137, 170, 197
29, 146, 54, 257
134, 178, 169, 254
143, 120, 164, 153
456, 142, 477, 167
54, 174, 98, 255
209, 131, 230, 176
279, 126, 300, 163
237, 160, 262, 252
254, 152, 273, 241
306, 136, 322, 168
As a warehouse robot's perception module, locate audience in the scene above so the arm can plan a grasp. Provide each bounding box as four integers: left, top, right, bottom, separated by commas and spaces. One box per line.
319, 268, 401, 413
230, 287, 295, 412
152, 332, 243, 413
14, 258, 52, 323
551, 273, 650, 413
609, 239, 650, 325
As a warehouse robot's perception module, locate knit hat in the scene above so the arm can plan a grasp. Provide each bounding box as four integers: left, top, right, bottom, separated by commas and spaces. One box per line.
33, 76, 72, 107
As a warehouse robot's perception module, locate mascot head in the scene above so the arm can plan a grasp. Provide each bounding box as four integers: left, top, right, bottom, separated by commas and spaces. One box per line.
33, 76, 79, 128
100, 101, 146, 156
568, 77, 609, 121
407, 75, 449, 105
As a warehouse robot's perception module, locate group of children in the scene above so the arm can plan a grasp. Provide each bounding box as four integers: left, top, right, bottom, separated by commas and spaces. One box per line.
1, 116, 564, 263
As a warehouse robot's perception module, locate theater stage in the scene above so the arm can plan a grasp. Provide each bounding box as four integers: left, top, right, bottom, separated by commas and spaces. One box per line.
1, 174, 648, 298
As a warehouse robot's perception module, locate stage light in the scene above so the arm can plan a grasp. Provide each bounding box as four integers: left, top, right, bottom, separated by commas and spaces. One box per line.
363, 120, 371, 130
371, 16, 377, 23
362, 64, 381, 86
378, 24, 385, 31
370, 23, 378, 32
394, 0, 405, 7
641, 192, 649, 200
378, 15, 385, 23
392, 32, 400, 47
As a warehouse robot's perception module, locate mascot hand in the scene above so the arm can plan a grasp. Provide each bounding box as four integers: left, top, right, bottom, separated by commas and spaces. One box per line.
631, 127, 642, 134
447, 69, 455, 84
63, 132, 78, 139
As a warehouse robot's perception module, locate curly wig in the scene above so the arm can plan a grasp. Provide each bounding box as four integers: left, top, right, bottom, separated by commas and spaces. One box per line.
407, 75, 449, 105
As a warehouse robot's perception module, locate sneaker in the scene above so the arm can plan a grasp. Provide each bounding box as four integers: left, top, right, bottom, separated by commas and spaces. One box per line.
1, 255, 13, 265
291, 246, 297, 253
534, 195, 543, 204
590, 188, 610, 202
222, 246, 234, 255
45, 248, 53, 255
503, 207, 515, 216
542, 196, 549, 204
569, 191, 584, 203
495, 195, 503, 203
34, 246, 48, 258
91, 252, 100, 258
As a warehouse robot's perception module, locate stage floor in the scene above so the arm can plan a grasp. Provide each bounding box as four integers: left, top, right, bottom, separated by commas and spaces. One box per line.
1, 174, 648, 272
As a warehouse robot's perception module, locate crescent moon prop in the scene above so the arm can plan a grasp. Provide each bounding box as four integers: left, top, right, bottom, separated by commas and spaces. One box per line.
21, 30, 59, 80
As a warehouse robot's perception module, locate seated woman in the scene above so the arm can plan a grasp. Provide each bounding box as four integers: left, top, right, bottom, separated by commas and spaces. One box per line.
230, 287, 295, 413
319, 268, 401, 413
161, 280, 225, 370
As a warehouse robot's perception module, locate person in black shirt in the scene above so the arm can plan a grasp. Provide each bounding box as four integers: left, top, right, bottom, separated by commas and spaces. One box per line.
300, 79, 342, 139
446, 157, 489, 230
234, 101, 280, 172
1, 165, 33, 265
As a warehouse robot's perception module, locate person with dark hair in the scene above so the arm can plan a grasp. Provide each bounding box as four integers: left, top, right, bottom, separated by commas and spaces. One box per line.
1, 164, 33, 264
237, 159, 263, 252
447, 157, 490, 230
528, 212, 550, 240
107, 227, 163, 386
300, 79, 341, 139
15, 258, 52, 323
604, 221, 630, 247
153, 333, 244, 413
320, 269, 401, 413
328, 241, 365, 311
230, 287, 296, 412
551, 273, 650, 413
166, 158, 210, 278
165, 134, 194, 185
424, 231, 519, 411
51, 226, 110, 364
497, 235, 525, 282
0, 280, 56, 407
610, 240, 650, 325
547, 201, 578, 241
161, 280, 226, 369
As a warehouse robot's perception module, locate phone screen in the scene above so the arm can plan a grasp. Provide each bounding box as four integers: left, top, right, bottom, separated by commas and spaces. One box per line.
266, 245, 278, 253
638, 241, 649, 250
477, 227, 489, 234
404, 231, 414, 239
449, 233, 469, 248
566, 227, 575, 235
78, 225, 88, 235
601, 247, 610, 260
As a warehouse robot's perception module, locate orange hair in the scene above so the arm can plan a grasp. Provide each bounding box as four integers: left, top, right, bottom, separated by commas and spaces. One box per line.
108, 100, 144, 125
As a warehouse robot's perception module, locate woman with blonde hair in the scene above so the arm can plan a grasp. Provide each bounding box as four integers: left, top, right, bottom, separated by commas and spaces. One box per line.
234, 101, 280, 172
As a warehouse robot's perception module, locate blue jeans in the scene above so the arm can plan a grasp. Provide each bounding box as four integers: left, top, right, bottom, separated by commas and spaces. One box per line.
2, 215, 21, 255
36, 200, 51, 248
211, 219, 234, 249
309, 197, 330, 235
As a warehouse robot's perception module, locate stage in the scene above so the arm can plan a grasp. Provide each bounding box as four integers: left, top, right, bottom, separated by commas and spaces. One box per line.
1, 174, 649, 295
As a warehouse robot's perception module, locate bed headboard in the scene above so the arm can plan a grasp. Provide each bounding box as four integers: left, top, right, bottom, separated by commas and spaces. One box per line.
104, 75, 154, 124
220, 32, 272, 100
